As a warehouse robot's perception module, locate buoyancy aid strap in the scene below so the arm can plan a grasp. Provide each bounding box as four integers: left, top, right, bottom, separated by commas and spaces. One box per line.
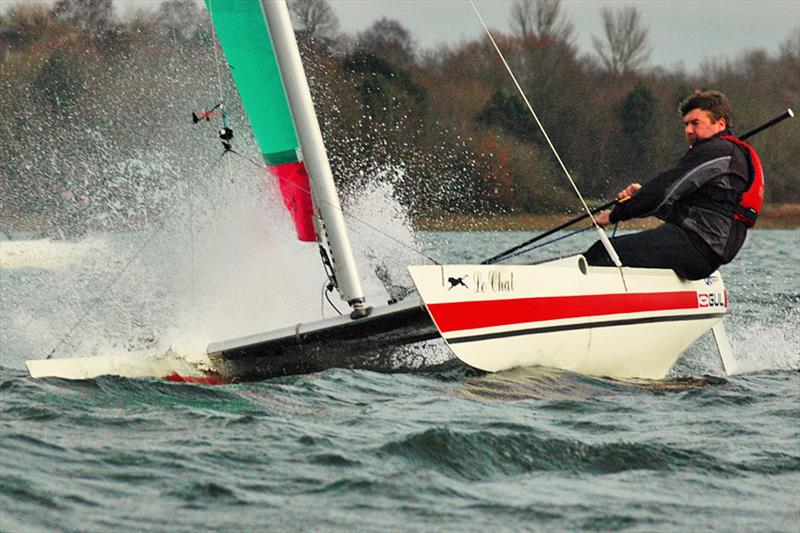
684, 192, 755, 226
722, 134, 764, 227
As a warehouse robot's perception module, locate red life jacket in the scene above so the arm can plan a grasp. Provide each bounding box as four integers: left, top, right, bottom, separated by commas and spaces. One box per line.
722, 134, 764, 228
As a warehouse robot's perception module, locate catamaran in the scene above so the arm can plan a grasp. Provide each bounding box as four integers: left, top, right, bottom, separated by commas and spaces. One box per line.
27, 0, 765, 383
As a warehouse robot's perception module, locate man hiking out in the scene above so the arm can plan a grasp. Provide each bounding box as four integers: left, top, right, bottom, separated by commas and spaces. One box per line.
584, 89, 763, 279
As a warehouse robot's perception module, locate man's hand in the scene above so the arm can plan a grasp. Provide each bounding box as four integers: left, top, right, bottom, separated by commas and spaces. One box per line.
594, 209, 612, 226
594, 183, 639, 226
618, 182, 641, 201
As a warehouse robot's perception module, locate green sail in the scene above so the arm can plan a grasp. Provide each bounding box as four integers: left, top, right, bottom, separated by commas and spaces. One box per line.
205, 0, 299, 166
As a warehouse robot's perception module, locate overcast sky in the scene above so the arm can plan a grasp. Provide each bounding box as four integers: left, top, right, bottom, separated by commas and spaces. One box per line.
330, 0, 799, 72
3, 0, 798, 72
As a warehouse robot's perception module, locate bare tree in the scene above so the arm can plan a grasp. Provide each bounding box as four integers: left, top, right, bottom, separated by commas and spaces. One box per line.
288, 0, 339, 40
592, 6, 651, 75
357, 17, 416, 67
52, 0, 115, 32
156, 0, 203, 42
779, 27, 799, 59
510, 0, 574, 44
510, 0, 535, 39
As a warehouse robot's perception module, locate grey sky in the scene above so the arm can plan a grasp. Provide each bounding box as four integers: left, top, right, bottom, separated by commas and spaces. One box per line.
330, 0, 799, 72
3, 0, 798, 72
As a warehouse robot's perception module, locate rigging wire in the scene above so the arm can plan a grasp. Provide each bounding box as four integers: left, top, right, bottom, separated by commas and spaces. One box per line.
223, 148, 442, 267
207, 1, 236, 178
44, 157, 221, 360
498, 225, 592, 263
468, 1, 623, 270
45, 226, 162, 359
202, 0, 239, 286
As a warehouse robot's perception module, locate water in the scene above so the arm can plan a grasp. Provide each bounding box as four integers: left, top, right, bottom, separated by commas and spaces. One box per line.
1, 225, 798, 531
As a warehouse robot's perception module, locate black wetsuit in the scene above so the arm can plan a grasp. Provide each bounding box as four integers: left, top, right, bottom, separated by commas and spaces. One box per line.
584, 130, 752, 279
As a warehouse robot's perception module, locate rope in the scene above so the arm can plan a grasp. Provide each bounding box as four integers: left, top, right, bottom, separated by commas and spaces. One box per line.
208, 4, 234, 192
205, 0, 236, 187
199, 0, 239, 292
469, 1, 622, 269
495, 225, 592, 263
207, 1, 226, 118
321, 281, 343, 316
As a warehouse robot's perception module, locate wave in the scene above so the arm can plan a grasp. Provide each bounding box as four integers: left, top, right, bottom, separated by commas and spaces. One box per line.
377, 427, 770, 480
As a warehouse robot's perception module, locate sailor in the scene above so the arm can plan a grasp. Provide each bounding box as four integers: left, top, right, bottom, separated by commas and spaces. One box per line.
584, 89, 763, 279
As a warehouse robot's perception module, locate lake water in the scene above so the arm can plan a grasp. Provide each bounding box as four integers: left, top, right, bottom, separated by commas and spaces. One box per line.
1, 226, 798, 532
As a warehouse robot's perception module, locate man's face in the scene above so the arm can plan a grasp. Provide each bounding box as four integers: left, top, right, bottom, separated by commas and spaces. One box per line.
683, 108, 727, 146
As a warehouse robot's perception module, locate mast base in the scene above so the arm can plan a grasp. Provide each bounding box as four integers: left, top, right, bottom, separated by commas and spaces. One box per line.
350, 302, 373, 319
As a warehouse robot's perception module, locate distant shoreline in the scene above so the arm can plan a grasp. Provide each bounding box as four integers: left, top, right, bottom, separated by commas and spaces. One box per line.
1, 204, 798, 236
413, 203, 800, 231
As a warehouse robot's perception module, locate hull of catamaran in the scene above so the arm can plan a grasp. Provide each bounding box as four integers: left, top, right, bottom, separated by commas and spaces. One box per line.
206, 297, 438, 381
26, 256, 727, 382
26, 351, 224, 384
408, 256, 727, 380
25, 298, 438, 383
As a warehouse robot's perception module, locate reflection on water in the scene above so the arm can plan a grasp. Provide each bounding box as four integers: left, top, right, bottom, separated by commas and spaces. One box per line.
460, 365, 729, 401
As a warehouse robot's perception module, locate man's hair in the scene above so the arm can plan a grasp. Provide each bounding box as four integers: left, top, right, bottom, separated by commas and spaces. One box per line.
679, 90, 732, 127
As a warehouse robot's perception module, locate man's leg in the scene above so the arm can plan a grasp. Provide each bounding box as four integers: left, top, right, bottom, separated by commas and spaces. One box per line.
583, 224, 717, 279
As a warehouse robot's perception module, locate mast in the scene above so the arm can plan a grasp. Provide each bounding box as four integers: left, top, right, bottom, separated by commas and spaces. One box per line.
261, 0, 369, 316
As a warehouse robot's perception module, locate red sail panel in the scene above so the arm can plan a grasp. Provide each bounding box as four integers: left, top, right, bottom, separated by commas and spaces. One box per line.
269, 162, 316, 242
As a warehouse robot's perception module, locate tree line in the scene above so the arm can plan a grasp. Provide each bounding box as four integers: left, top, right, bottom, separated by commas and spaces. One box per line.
1, 0, 797, 232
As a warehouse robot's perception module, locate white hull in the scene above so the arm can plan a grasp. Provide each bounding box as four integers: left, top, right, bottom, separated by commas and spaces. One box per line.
26, 351, 219, 384
408, 256, 727, 379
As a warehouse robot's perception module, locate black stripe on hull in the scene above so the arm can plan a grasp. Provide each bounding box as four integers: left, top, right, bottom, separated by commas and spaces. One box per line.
446, 312, 727, 345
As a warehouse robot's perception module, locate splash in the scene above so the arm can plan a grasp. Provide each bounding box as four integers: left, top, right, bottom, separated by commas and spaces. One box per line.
346, 177, 426, 303
1, 150, 455, 373
669, 306, 799, 378
727, 310, 800, 374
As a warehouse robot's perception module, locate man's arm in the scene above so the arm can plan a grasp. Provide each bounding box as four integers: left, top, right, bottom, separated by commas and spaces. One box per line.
610, 139, 733, 223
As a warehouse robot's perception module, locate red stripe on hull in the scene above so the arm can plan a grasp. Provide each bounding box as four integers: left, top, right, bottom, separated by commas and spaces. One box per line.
164, 373, 226, 386
267, 162, 316, 242
427, 291, 700, 333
